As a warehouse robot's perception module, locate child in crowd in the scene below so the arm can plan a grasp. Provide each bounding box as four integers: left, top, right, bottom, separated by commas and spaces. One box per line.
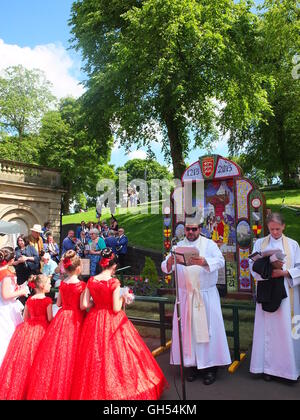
71, 248, 168, 400
26, 250, 86, 400
0, 274, 52, 399
0, 248, 28, 367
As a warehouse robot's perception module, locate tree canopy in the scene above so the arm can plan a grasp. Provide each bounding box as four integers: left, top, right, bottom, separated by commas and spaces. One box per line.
117, 158, 172, 184
0, 134, 43, 164
70, 0, 272, 178
229, 0, 300, 186
39, 97, 115, 213
0, 65, 55, 141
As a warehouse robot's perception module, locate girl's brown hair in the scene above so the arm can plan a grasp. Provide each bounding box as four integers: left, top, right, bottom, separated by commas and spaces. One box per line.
28, 274, 48, 290
62, 250, 81, 273
0, 247, 15, 264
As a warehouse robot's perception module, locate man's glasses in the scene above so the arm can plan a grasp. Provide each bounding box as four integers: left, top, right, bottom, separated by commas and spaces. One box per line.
185, 227, 199, 232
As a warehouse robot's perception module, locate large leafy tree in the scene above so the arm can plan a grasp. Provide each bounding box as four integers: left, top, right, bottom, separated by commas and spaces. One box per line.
116, 158, 172, 202
229, 0, 300, 186
70, 0, 272, 178
117, 158, 172, 185
0, 65, 55, 141
39, 97, 114, 214
0, 134, 43, 164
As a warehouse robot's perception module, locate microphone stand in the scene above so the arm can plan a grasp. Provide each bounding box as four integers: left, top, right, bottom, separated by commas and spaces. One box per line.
171, 240, 187, 400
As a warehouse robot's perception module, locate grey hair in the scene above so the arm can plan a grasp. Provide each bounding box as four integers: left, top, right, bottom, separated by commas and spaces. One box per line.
89, 228, 99, 236
266, 212, 285, 225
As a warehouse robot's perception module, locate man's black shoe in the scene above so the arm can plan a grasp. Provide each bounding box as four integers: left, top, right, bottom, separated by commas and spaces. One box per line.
203, 371, 217, 385
186, 369, 198, 382
263, 374, 273, 382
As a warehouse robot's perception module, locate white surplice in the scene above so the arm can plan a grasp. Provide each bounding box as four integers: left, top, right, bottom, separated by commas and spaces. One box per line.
250, 235, 300, 380
161, 235, 231, 369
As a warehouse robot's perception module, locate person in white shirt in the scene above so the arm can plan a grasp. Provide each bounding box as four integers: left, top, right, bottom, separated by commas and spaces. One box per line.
250, 212, 300, 382
161, 222, 231, 385
41, 253, 59, 284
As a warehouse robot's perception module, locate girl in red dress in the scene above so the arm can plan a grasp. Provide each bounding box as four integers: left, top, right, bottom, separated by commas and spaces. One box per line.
0, 274, 52, 400
71, 248, 168, 400
26, 250, 86, 400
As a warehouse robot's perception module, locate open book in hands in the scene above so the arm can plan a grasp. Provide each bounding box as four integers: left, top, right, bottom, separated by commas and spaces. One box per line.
174, 246, 199, 266
249, 248, 286, 263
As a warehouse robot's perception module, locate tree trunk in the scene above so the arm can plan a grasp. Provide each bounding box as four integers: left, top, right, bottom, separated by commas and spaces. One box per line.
277, 117, 290, 186
163, 110, 186, 180
17, 122, 25, 142
62, 186, 72, 215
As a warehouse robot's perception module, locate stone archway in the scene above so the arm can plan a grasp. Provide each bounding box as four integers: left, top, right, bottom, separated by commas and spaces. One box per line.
0, 206, 40, 236
0, 160, 66, 244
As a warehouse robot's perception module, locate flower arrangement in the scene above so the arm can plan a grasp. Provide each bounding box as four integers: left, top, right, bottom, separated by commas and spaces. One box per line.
117, 257, 171, 296
121, 275, 153, 296
120, 287, 135, 305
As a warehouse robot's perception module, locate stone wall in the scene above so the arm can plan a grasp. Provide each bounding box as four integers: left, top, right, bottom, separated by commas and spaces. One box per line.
0, 160, 65, 245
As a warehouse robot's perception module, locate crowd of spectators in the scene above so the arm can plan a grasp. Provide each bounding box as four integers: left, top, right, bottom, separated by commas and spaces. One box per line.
10, 223, 57, 288
63, 216, 128, 276
7, 216, 128, 300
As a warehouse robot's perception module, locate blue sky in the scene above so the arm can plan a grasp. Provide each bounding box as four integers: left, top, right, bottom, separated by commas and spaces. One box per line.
0, 0, 72, 47
0, 0, 232, 170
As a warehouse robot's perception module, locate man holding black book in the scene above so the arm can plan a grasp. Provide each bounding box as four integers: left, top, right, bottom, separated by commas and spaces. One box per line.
250, 212, 300, 382
161, 221, 231, 385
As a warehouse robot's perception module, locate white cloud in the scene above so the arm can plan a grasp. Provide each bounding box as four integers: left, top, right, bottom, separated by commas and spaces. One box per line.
0, 39, 84, 99
128, 150, 147, 160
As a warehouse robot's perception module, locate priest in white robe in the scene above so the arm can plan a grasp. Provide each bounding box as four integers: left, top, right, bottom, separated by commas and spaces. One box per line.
161, 223, 231, 385
250, 212, 300, 381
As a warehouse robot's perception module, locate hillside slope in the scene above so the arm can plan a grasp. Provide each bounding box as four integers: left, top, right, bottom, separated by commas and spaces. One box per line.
63, 189, 300, 251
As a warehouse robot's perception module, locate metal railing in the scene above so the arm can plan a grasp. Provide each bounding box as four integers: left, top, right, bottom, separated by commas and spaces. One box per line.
127, 298, 256, 362
222, 303, 255, 361
127, 295, 172, 347
50, 287, 255, 361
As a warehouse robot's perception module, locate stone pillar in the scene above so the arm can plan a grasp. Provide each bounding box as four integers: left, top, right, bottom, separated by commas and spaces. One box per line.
0, 160, 66, 246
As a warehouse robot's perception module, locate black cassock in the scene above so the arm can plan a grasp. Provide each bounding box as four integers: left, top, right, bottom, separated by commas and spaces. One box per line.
253, 256, 287, 312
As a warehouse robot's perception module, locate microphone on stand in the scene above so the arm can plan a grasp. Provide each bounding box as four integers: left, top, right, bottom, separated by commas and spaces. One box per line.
171, 229, 185, 248
170, 234, 187, 400
171, 236, 178, 247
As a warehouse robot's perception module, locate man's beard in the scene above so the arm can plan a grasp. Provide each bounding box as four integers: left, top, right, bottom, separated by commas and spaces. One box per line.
186, 234, 200, 242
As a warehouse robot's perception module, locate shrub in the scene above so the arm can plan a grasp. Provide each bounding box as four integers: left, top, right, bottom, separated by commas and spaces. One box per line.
141, 257, 159, 284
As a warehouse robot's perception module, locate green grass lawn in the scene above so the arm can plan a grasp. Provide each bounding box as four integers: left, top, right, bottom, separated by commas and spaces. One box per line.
263, 189, 300, 246
63, 203, 164, 251
63, 188, 300, 251
263, 188, 300, 206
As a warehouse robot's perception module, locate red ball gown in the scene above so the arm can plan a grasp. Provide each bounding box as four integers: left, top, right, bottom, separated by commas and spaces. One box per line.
71, 277, 168, 400
26, 281, 86, 400
0, 296, 52, 400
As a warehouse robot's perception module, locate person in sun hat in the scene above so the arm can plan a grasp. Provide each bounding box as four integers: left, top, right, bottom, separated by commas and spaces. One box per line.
28, 224, 44, 258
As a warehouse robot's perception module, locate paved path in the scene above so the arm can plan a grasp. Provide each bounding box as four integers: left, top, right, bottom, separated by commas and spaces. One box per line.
152, 346, 300, 400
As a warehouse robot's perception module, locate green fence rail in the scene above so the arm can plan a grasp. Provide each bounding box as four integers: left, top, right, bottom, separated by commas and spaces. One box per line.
221, 303, 255, 361
128, 296, 172, 348
50, 288, 255, 360
131, 298, 256, 361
